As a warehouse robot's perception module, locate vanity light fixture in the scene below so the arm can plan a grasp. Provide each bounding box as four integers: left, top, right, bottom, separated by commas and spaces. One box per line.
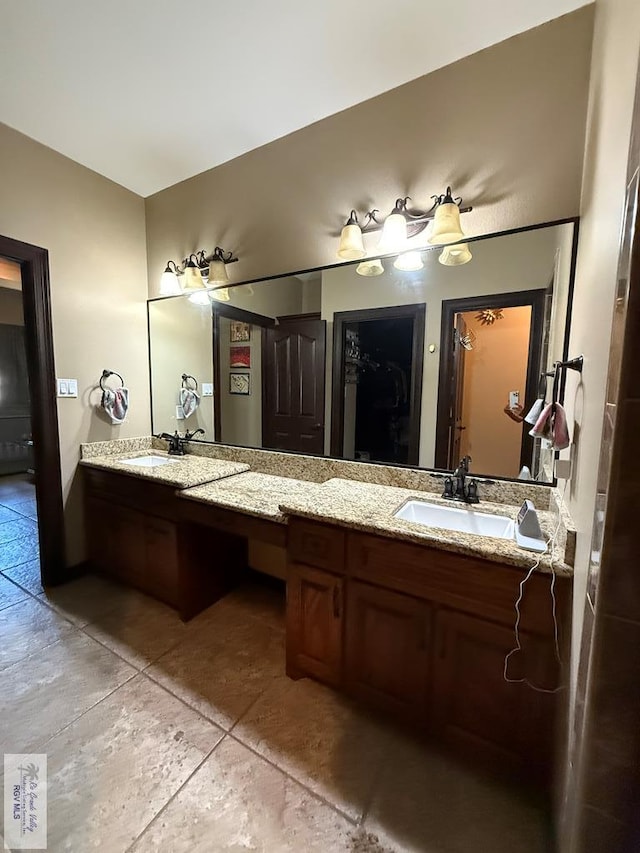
438, 242, 473, 266
356, 259, 385, 277
181, 253, 206, 292
393, 250, 424, 271
336, 188, 471, 258
159, 260, 182, 296
160, 247, 239, 295
337, 210, 369, 260
428, 187, 466, 245
379, 198, 409, 253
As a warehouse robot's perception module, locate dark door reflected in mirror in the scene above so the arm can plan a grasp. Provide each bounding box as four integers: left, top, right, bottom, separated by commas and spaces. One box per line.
147, 220, 577, 484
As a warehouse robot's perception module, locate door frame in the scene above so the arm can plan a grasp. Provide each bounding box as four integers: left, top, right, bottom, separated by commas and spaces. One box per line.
211, 303, 275, 442
434, 289, 546, 473
0, 234, 66, 585
330, 304, 426, 465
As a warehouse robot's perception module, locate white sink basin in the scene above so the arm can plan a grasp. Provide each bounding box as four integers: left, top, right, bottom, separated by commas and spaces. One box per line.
395, 500, 515, 540
121, 455, 178, 468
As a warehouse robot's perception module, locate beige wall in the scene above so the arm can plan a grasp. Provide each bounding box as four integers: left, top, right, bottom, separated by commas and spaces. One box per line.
219, 316, 262, 448
562, 0, 640, 704
148, 297, 215, 439
0, 285, 24, 325
145, 8, 593, 299
558, 0, 640, 847
0, 122, 149, 566
459, 307, 532, 478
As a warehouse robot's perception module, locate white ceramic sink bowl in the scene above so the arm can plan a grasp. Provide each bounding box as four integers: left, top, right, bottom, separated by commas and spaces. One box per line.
122, 455, 178, 468
395, 500, 515, 540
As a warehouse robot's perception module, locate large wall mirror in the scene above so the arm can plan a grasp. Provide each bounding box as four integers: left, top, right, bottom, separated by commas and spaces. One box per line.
148, 220, 577, 484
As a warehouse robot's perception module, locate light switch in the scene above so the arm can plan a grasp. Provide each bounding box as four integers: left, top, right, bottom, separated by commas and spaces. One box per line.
67, 379, 78, 397
202, 382, 214, 397
57, 379, 68, 397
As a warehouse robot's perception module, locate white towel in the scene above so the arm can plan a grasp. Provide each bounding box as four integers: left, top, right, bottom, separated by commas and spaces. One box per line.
524, 398, 545, 425
101, 387, 129, 424
180, 387, 200, 418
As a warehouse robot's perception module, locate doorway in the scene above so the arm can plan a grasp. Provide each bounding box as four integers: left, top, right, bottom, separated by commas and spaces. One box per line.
435, 290, 545, 477
0, 237, 65, 586
262, 315, 326, 454
331, 304, 426, 466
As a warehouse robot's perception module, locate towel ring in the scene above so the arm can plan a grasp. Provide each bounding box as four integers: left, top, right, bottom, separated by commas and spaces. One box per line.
100, 369, 124, 391
181, 373, 198, 391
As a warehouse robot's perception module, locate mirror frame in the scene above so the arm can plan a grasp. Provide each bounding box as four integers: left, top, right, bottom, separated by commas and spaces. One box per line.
147, 216, 580, 487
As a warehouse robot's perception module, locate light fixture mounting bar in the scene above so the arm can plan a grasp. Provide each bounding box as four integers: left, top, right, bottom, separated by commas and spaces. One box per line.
357, 204, 473, 236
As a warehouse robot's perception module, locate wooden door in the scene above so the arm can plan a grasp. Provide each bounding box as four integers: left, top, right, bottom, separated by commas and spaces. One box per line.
345, 580, 431, 723
432, 608, 556, 782
263, 318, 326, 454
286, 562, 343, 685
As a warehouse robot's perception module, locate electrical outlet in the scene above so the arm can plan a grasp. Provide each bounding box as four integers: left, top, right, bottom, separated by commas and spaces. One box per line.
202, 382, 214, 397
176, 405, 185, 420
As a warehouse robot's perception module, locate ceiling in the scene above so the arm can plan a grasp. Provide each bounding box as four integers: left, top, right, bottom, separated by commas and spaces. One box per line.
0, 0, 590, 197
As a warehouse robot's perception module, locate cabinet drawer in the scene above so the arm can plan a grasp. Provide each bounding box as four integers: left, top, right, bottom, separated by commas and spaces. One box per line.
288, 519, 345, 572
347, 533, 569, 635
83, 467, 177, 519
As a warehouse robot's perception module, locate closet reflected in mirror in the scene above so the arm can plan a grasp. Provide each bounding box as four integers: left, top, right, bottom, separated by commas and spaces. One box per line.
148, 220, 576, 483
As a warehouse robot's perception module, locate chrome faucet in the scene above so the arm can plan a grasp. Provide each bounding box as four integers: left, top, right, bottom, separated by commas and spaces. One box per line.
442, 455, 480, 504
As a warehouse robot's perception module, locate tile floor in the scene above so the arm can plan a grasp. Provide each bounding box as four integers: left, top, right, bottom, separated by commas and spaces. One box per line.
0, 474, 552, 852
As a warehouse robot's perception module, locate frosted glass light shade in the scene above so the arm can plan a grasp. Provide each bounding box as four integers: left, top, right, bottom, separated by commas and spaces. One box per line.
439, 243, 473, 266
379, 212, 407, 253
160, 266, 181, 295
394, 251, 424, 271
208, 258, 229, 285
181, 260, 205, 291
356, 259, 384, 277
428, 201, 465, 245
338, 223, 365, 260
188, 290, 212, 306
211, 287, 231, 302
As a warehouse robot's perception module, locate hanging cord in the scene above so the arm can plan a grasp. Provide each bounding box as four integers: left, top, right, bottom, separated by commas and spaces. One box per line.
503, 482, 567, 693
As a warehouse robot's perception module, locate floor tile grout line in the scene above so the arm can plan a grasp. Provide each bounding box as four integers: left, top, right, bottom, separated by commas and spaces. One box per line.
132, 669, 361, 827
31, 670, 140, 754
225, 729, 362, 827
122, 733, 229, 853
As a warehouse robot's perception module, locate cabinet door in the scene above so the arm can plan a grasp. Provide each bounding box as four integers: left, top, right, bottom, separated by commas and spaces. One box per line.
432, 608, 556, 781
345, 581, 431, 723
287, 563, 344, 686
85, 497, 114, 575
144, 517, 179, 606
110, 505, 147, 586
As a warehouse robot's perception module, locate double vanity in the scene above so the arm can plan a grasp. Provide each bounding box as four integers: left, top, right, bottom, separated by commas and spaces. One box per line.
81, 437, 574, 790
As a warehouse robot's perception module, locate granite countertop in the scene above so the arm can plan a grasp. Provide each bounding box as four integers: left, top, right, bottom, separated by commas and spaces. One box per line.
279, 478, 572, 576
79, 451, 250, 489
179, 472, 322, 523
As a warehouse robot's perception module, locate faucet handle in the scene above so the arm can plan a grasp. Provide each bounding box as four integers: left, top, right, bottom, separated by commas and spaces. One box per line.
466, 479, 479, 503
442, 477, 454, 498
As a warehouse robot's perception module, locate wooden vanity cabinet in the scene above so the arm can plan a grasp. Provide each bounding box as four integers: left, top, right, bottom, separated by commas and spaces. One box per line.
345, 580, 431, 724
84, 468, 244, 619
286, 517, 571, 786
287, 563, 344, 685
